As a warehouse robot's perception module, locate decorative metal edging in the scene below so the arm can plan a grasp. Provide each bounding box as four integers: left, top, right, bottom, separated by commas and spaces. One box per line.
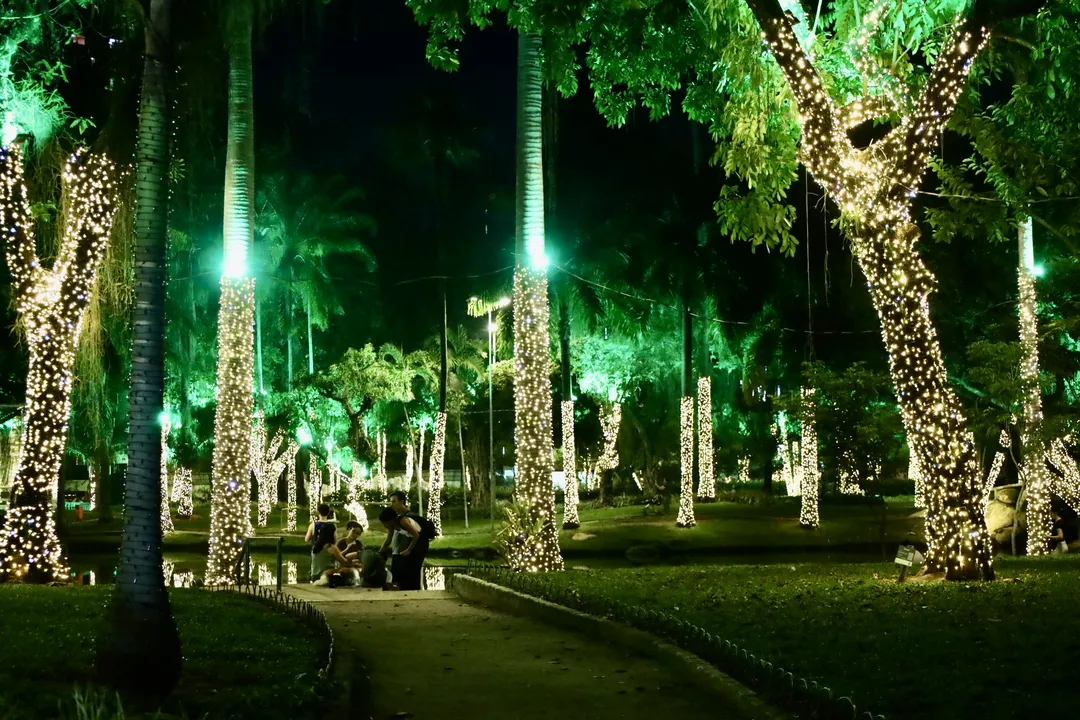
466, 559, 886, 720
207, 583, 334, 678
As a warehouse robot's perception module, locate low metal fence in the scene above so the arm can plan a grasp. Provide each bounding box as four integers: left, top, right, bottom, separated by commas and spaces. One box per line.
466, 560, 885, 720
207, 583, 334, 678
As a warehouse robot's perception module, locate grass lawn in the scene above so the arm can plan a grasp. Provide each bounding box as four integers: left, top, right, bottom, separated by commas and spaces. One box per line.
62, 496, 924, 559
432, 497, 924, 555
0, 586, 329, 719
525, 556, 1080, 719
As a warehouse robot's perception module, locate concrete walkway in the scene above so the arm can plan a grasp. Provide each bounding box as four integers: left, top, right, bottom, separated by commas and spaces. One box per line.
285, 585, 720, 720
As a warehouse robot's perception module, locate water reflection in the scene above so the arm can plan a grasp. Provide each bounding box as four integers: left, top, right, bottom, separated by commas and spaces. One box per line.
69, 554, 446, 589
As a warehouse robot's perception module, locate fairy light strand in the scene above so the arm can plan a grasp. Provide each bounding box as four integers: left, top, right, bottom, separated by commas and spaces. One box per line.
174, 468, 193, 517
561, 400, 579, 529
205, 277, 256, 584
800, 388, 820, 528
429, 411, 447, 536
697, 378, 716, 498
676, 397, 697, 527
0, 145, 116, 582
748, 3, 997, 578
160, 418, 174, 533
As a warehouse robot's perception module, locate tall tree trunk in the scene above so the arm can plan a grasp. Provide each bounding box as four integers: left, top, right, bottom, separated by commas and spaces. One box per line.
746, 0, 1005, 579
207, 1, 257, 584
256, 294, 265, 396
676, 299, 696, 526
458, 416, 469, 528
306, 297, 314, 376
96, 0, 181, 698
510, 31, 562, 571
1017, 217, 1052, 554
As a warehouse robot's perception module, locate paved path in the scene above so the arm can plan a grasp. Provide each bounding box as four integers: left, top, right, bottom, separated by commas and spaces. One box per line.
286, 585, 720, 720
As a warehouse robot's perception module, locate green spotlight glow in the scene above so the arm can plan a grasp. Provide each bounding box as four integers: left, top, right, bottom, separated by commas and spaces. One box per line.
296, 424, 312, 446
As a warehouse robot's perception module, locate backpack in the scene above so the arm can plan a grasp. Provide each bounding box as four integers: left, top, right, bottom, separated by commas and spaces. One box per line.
403, 512, 437, 540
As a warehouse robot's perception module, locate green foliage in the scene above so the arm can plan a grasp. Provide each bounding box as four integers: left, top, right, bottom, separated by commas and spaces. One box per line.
0, 586, 328, 719
779, 362, 905, 492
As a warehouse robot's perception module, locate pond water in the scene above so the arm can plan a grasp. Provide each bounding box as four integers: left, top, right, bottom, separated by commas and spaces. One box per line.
66, 552, 459, 591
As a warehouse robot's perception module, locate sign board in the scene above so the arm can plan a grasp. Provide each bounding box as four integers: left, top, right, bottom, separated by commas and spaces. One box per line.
894, 544, 918, 567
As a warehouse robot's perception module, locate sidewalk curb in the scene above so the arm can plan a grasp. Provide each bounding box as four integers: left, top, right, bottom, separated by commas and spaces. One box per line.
451, 573, 787, 720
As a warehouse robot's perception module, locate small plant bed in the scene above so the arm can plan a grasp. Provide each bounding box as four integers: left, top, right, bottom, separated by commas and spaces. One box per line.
477, 556, 1080, 720
0, 586, 330, 719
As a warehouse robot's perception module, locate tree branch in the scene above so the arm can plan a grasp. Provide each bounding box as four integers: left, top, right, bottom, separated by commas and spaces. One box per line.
743, 0, 847, 193
0, 144, 40, 304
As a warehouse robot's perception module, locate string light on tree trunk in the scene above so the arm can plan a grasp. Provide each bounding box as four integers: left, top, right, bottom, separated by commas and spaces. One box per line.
561, 400, 579, 529
429, 412, 447, 536
307, 454, 323, 520
697, 378, 715, 499
787, 441, 802, 496
1017, 217, 1052, 556
839, 449, 864, 495
379, 430, 388, 496
160, 418, 174, 533
747, 2, 1001, 578
800, 388, 819, 529
206, 277, 256, 585
1048, 438, 1080, 512
599, 403, 621, 471
88, 467, 95, 511
739, 456, 751, 485
0, 145, 116, 582
511, 267, 563, 570
286, 461, 297, 531
404, 440, 414, 502
417, 424, 426, 510
676, 397, 696, 528
982, 432, 1008, 507
909, 451, 926, 509
174, 468, 193, 517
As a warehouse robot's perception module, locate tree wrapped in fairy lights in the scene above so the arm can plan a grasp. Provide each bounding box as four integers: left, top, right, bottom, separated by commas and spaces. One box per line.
742, 0, 1042, 580
0, 144, 117, 582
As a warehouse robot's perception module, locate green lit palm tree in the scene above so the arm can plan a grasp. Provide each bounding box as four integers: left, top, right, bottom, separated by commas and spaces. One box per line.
95, 0, 182, 697
255, 172, 376, 390
510, 32, 562, 570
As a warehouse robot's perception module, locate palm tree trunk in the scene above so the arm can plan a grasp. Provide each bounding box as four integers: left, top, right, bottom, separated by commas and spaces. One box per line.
429, 289, 449, 534
511, 31, 562, 571
458, 416, 468, 528
287, 271, 294, 391
256, 294, 265, 396
306, 297, 314, 376
207, 1, 257, 584
96, 0, 181, 698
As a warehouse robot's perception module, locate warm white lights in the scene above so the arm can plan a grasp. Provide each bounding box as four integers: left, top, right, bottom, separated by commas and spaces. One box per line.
286, 459, 297, 531
697, 377, 715, 499
749, 4, 996, 578
599, 402, 621, 471
160, 418, 174, 534
307, 454, 323, 520
800, 388, 819, 528
1017, 218, 1052, 556
0, 145, 116, 582
676, 396, 696, 527
561, 400, 579, 529
206, 276, 256, 585
429, 411, 447, 536
174, 468, 193, 517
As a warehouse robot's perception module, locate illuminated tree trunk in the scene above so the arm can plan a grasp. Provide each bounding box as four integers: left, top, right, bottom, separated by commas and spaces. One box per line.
429, 292, 449, 535
1017, 217, 1052, 555
256, 295, 265, 395
99, 11, 182, 663
0, 147, 116, 583
558, 295, 579, 529
697, 377, 715, 499
510, 32, 562, 571
799, 388, 819, 528
676, 302, 696, 527
747, 0, 1015, 579
207, 2, 257, 584
306, 297, 314, 376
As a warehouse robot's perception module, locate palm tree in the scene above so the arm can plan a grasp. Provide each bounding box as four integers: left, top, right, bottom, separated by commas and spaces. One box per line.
95, 0, 182, 696
255, 172, 376, 387
207, 0, 259, 584
509, 32, 562, 571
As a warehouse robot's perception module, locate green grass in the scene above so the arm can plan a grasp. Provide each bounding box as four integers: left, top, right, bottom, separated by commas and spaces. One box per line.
0, 586, 329, 719
63, 496, 923, 558
527, 556, 1080, 719
434, 497, 923, 555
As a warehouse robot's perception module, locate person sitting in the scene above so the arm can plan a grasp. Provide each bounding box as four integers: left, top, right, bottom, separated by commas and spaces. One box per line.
379, 506, 427, 591
337, 521, 365, 561
1050, 511, 1078, 554
309, 522, 356, 586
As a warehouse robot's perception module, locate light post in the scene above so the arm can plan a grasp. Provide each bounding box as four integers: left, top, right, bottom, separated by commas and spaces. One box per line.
469, 295, 511, 533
